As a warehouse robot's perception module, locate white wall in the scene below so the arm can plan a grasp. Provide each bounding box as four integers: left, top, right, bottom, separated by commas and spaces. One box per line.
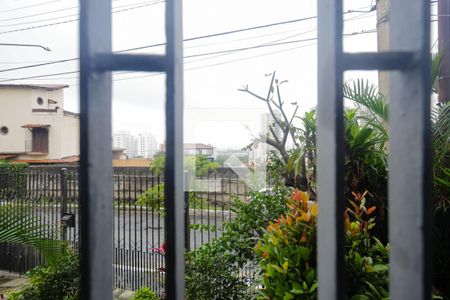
0, 87, 79, 159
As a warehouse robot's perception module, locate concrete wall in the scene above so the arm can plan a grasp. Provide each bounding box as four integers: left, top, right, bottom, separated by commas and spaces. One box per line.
0, 88, 31, 153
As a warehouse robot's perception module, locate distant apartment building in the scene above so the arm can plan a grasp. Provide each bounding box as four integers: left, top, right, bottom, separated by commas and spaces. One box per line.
250, 112, 282, 165
112, 131, 137, 158
260, 112, 282, 141
136, 132, 157, 158
0, 84, 79, 164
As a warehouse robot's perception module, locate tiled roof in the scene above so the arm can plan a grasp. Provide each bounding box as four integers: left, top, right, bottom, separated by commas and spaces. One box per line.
21, 124, 51, 128
14, 156, 79, 164
0, 84, 68, 91
0, 154, 18, 160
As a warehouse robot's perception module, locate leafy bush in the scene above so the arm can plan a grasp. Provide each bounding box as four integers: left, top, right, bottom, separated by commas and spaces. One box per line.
136, 183, 164, 209
136, 183, 208, 210
0, 160, 28, 199
255, 189, 318, 299
149, 153, 220, 177
132, 287, 159, 300
255, 190, 389, 300
344, 191, 389, 299
185, 187, 289, 300
8, 250, 80, 300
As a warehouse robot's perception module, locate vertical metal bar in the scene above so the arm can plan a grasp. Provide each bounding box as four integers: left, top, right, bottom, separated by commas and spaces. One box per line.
79, 0, 113, 298
184, 171, 190, 251
389, 1, 431, 299
165, 0, 185, 297
60, 168, 68, 240
317, 0, 344, 299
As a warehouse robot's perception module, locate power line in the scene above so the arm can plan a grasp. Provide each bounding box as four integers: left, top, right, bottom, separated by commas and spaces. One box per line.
0, 0, 163, 28
115, 29, 377, 82
0, 0, 164, 35
0, 29, 376, 83
0, 0, 129, 22
0, 2, 79, 23
0, 0, 63, 15
186, 11, 374, 64
0, 8, 375, 74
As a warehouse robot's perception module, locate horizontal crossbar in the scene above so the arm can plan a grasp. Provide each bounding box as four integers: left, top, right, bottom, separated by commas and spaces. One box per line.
342, 51, 415, 71
94, 53, 167, 72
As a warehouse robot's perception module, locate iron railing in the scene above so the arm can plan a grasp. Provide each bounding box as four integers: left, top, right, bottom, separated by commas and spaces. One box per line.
0, 168, 253, 292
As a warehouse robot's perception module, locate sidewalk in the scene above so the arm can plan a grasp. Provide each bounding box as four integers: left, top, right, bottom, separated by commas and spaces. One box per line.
0, 271, 27, 299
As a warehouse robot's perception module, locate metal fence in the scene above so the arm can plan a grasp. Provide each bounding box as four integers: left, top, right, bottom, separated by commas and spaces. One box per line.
0, 167, 251, 291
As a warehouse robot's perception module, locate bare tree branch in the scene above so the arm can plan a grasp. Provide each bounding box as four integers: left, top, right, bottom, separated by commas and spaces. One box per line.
268, 125, 281, 144
237, 87, 267, 102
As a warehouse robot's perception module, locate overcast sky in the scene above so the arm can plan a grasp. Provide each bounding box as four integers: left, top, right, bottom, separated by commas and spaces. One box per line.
0, 0, 438, 149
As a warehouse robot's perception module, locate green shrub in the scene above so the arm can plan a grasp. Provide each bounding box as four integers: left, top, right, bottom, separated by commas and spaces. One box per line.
255, 190, 389, 300
8, 250, 80, 300
255, 189, 318, 299
132, 287, 159, 300
136, 183, 164, 209
0, 160, 28, 199
136, 183, 208, 210
185, 187, 289, 299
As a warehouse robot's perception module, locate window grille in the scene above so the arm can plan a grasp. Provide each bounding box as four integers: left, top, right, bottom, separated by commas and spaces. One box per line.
317, 1, 431, 299
79, 0, 184, 299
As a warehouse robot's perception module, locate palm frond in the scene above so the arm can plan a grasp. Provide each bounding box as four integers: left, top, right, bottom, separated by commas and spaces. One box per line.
432, 52, 442, 95
0, 205, 66, 265
343, 79, 389, 140
432, 103, 450, 170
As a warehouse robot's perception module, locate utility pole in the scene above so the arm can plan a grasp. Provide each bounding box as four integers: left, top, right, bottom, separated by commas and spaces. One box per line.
439, 0, 450, 103
377, 0, 390, 100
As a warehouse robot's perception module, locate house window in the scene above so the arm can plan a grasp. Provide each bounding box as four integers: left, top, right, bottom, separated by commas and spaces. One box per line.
32, 128, 49, 153
0, 126, 8, 135
37, 97, 44, 105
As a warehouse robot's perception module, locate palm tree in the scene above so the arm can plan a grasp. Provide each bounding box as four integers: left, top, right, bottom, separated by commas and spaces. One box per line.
343, 55, 449, 210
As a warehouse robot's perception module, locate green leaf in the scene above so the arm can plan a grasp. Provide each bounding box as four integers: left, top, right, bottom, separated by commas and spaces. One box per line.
298, 247, 311, 260
306, 269, 315, 285
372, 264, 389, 273
282, 260, 289, 272
350, 295, 370, 300
283, 293, 294, 300
271, 264, 285, 274
267, 264, 275, 277
309, 282, 318, 293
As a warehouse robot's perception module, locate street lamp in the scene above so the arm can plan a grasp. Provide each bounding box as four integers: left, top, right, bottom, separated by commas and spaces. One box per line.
0, 42, 51, 51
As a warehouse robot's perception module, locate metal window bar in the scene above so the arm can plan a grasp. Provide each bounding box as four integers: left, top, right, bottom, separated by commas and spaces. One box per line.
317, 1, 431, 299
79, 0, 184, 299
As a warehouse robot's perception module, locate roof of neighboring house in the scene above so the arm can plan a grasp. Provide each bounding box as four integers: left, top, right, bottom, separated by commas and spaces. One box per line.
0, 84, 68, 91
63, 110, 79, 118
113, 159, 151, 167
13, 156, 79, 164
21, 124, 51, 128
0, 154, 18, 160
184, 143, 214, 149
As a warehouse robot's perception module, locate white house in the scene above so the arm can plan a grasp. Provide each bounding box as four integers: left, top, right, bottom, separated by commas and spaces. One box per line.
183, 143, 215, 159
0, 84, 79, 163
